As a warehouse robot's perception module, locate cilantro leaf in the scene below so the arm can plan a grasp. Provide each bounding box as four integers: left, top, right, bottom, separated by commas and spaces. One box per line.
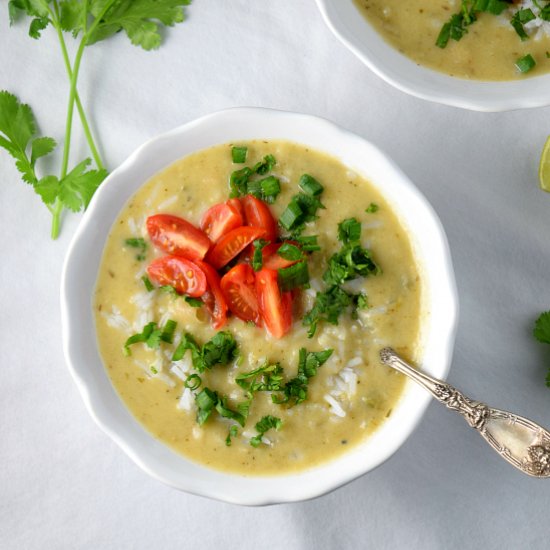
534, 311, 550, 345
58, 158, 107, 212
272, 348, 333, 406
87, 0, 191, 50
250, 415, 282, 447
171, 331, 238, 372
0, 91, 57, 187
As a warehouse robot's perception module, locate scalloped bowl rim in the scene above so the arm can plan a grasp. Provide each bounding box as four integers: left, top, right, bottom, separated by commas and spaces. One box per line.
61, 107, 458, 505
314, 0, 550, 112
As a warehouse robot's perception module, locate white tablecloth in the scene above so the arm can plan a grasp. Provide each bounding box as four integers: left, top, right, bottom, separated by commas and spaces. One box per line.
2, 2, 550, 549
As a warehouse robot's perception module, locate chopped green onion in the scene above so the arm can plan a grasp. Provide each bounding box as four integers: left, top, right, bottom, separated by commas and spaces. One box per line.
231, 146, 248, 164
295, 234, 320, 252
184, 296, 203, 307
253, 154, 276, 175
277, 242, 303, 261
298, 174, 324, 196
278, 260, 309, 291
252, 239, 268, 272
365, 202, 379, 214
184, 374, 202, 390
516, 53, 536, 73
141, 275, 154, 292
511, 9, 535, 41
279, 198, 303, 230
258, 176, 281, 203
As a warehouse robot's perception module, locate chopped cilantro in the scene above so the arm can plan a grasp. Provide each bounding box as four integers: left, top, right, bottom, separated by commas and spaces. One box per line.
236, 363, 285, 392
272, 348, 333, 406
171, 331, 238, 372
534, 312, 550, 345
123, 320, 177, 356
250, 415, 282, 447
365, 203, 379, 214
125, 237, 147, 261
225, 425, 239, 446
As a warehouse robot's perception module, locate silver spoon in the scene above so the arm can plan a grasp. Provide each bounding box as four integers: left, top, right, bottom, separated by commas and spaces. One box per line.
380, 347, 550, 478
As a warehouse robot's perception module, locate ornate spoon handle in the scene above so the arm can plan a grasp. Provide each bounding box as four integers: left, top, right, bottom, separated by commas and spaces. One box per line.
380, 348, 550, 478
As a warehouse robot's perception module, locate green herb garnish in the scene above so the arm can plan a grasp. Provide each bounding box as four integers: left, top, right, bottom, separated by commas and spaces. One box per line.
3, 2, 190, 238
365, 203, 379, 214
225, 425, 239, 446
231, 146, 248, 164
160, 319, 177, 344
534, 312, 550, 386
278, 261, 310, 291
250, 415, 282, 447
298, 174, 324, 196
184, 374, 202, 390
516, 53, 536, 73
252, 239, 268, 271
295, 234, 321, 252
277, 242, 303, 261
236, 363, 285, 392
272, 348, 333, 406
511, 8, 536, 41
184, 296, 203, 307
229, 154, 280, 202
124, 320, 176, 356
171, 331, 238, 372
142, 275, 154, 292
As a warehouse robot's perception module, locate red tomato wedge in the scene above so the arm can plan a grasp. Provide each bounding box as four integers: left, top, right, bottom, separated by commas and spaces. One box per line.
261, 242, 300, 271
146, 214, 211, 261
255, 268, 292, 339
207, 226, 265, 270
241, 195, 278, 243
147, 256, 207, 297
194, 260, 228, 330
227, 198, 244, 218
220, 264, 261, 326
200, 201, 243, 243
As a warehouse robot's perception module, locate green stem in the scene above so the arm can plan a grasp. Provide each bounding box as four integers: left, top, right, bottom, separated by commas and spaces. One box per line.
54, 25, 104, 171
51, 36, 87, 239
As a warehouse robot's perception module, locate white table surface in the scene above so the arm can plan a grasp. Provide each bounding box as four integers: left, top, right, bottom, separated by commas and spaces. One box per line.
2, 2, 550, 549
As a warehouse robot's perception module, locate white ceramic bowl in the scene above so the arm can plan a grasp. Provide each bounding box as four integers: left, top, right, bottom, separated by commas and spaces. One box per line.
61, 108, 458, 505
315, 0, 550, 112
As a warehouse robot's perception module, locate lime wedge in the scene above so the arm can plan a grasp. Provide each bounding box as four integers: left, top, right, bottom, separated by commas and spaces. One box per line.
538, 135, 550, 192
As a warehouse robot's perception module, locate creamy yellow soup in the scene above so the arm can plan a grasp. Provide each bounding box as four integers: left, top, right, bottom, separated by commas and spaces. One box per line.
355, 0, 550, 80
94, 141, 423, 476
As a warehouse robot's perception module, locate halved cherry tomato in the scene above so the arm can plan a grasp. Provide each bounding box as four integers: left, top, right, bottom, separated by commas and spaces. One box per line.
147, 256, 207, 297
147, 214, 211, 261
220, 264, 261, 325
207, 226, 265, 270
227, 198, 244, 219
194, 260, 228, 330
200, 201, 243, 243
255, 268, 292, 338
241, 195, 278, 243
261, 242, 300, 271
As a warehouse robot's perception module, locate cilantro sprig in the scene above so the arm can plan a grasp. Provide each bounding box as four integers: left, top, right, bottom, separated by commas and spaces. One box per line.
3, 0, 191, 238
534, 311, 550, 386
